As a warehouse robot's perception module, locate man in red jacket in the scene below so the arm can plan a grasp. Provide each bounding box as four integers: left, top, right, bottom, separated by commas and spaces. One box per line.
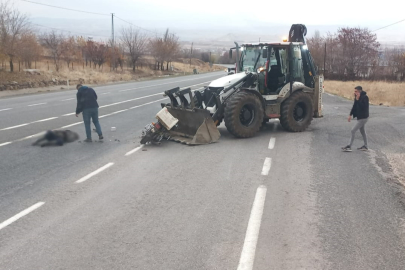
342, 86, 369, 152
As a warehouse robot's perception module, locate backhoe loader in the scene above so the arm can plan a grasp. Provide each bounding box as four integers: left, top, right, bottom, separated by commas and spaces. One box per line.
140, 24, 324, 145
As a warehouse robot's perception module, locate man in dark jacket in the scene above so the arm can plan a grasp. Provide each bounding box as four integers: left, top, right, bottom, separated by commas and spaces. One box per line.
342, 86, 369, 152
75, 84, 103, 142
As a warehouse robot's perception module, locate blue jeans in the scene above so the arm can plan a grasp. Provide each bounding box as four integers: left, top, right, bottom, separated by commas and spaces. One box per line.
82, 108, 102, 139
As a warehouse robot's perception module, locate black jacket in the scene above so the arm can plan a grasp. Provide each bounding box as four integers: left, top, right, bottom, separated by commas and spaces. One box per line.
350, 91, 369, 120
76, 86, 99, 114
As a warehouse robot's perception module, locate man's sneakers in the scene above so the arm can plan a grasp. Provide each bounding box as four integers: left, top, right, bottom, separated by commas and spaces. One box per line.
341, 145, 352, 152
99, 135, 104, 141
357, 145, 368, 151
83, 138, 92, 143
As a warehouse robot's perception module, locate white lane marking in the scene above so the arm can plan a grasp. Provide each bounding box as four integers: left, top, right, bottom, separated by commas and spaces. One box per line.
0, 123, 29, 131
99, 109, 128, 118
125, 145, 144, 156
261, 158, 272, 176
33, 117, 58, 123
17, 132, 44, 141
118, 79, 212, 92
237, 185, 267, 270
268, 137, 276, 150
129, 98, 167, 109
0, 108, 12, 112
61, 122, 83, 128
0, 142, 12, 147
61, 98, 75, 101
75, 162, 114, 184
101, 92, 111, 95
28, 103, 47, 107
62, 112, 75, 116
0, 202, 45, 231
99, 93, 162, 108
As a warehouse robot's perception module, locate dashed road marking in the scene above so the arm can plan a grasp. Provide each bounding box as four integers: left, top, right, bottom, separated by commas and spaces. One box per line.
75, 162, 114, 184
261, 158, 272, 176
237, 185, 267, 270
0, 123, 29, 131
28, 103, 47, 107
268, 137, 276, 150
125, 145, 144, 156
61, 122, 83, 128
33, 117, 58, 123
0, 142, 12, 147
0, 202, 45, 231
0, 108, 12, 112
61, 98, 75, 101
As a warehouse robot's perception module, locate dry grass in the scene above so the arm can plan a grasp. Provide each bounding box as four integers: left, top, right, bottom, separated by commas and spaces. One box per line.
0, 58, 225, 87
325, 80, 405, 107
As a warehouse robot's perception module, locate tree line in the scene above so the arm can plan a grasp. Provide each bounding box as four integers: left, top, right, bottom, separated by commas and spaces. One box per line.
0, 2, 181, 73
307, 27, 405, 81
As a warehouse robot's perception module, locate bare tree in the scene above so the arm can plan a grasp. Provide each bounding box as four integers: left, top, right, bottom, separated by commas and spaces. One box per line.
18, 33, 42, 68
0, 1, 31, 72
121, 26, 148, 71
61, 36, 79, 69
336, 27, 380, 79
39, 31, 64, 72
150, 36, 164, 70
150, 29, 180, 71
163, 30, 180, 70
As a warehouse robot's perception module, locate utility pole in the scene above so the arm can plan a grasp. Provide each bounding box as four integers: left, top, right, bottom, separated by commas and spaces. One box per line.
111, 13, 115, 71
190, 42, 193, 66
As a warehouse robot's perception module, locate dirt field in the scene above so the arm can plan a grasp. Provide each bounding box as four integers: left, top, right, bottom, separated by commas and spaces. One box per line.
325, 80, 405, 107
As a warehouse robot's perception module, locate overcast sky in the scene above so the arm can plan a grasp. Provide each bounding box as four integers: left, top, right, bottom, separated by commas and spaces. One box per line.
12, 0, 405, 43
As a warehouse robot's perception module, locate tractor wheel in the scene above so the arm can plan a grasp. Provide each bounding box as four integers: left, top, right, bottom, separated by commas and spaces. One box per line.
224, 92, 264, 138
280, 91, 313, 132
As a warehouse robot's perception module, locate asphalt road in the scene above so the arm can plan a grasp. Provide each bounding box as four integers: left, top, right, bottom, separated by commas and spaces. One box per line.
1, 73, 405, 270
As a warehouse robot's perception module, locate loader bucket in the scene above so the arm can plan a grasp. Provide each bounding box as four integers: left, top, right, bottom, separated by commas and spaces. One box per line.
160, 87, 220, 145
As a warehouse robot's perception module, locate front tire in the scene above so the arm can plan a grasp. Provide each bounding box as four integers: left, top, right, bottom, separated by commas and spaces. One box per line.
224, 92, 264, 138
280, 91, 313, 132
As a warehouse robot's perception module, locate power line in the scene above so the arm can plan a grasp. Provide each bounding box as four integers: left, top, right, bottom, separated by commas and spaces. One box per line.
373, 18, 405, 32
33, 23, 112, 38
114, 15, 161, 35
21, 0, 110, 16
21, 0, 162, 36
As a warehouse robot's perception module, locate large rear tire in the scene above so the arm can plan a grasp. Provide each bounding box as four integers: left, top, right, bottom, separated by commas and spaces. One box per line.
224, 92, 264, 138
280, 91, 313, 132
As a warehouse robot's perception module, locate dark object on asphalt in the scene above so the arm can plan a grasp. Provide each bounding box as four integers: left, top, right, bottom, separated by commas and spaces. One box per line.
357, 145, 368, 151
32, 130, 79, 147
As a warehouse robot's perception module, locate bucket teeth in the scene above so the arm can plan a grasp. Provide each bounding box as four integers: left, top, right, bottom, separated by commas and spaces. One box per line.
160, 87, 220, 145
